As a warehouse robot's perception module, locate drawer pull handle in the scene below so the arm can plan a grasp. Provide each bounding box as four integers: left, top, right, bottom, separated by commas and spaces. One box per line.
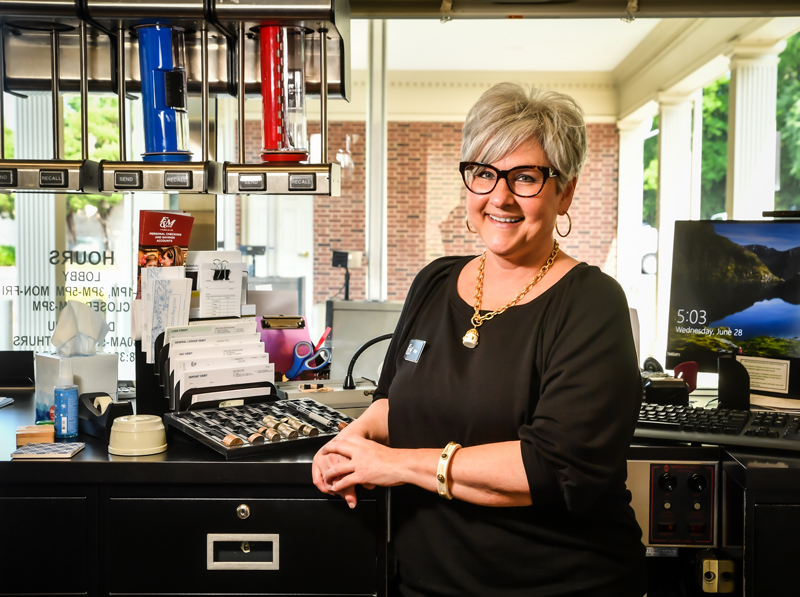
236, 504, 250, 519
207, 533, 279, 570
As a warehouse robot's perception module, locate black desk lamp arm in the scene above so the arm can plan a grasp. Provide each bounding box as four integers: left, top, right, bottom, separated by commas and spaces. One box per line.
342, 333, 393, 390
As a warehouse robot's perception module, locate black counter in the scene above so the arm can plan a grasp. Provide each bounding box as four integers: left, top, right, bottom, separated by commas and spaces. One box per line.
0, 391, 388, 597
0, 390, 324, 485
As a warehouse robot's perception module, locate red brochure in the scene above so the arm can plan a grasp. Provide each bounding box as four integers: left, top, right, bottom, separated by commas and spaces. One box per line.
137, 210, 194, 298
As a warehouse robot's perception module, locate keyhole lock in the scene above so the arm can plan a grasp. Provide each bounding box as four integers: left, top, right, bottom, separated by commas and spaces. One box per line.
236, 504, 250, 519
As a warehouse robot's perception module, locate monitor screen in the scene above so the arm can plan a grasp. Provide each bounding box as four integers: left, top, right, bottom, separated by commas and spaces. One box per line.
666, 220, 800, 403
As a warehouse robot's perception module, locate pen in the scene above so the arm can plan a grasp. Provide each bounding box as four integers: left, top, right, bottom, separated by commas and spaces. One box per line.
286, 401, 348, 431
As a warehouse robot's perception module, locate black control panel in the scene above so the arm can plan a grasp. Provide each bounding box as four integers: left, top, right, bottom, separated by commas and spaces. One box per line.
649, 463, 715, 546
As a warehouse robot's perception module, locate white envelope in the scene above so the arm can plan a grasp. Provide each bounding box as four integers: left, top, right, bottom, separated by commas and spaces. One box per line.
169, 332, 262, 351
168, 342, 267, 377
165, 319, 258, 347
179, 362, 275, 405
171, 354, 270, 408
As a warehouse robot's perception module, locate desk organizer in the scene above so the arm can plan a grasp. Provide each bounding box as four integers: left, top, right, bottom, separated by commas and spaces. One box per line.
164, 398, 353, 460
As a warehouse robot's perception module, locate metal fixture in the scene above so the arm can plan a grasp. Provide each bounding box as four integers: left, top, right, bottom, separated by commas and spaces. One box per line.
0, 20, 99, 194
0, 0, 350, 196
86, 15, 220, 194
219, 5, 344, 197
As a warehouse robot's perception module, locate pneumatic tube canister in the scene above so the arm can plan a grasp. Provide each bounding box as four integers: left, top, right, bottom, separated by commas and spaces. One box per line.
136, 24, 192, 162
259, 26, 308, 162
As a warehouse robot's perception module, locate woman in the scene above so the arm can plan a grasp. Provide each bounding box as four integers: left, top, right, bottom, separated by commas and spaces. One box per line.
312, 83, 646, 596
160, 245, 185, 267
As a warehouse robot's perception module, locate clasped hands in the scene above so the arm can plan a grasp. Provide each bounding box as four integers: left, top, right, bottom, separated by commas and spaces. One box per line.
312, 433, 401, 508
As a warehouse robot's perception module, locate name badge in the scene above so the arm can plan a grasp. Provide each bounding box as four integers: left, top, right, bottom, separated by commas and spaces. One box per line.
404, 339, 426, 363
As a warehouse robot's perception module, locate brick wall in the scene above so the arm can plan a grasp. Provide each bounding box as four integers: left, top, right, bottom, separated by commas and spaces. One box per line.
241, 120, 620, 305
312, 121, 369, 303
569, 123, 620, 276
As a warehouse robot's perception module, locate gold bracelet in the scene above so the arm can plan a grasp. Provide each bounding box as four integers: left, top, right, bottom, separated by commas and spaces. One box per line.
436, 441, 462, 500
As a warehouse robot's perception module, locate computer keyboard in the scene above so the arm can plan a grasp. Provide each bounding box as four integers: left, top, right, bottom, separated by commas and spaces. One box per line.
635, 403, 800, 452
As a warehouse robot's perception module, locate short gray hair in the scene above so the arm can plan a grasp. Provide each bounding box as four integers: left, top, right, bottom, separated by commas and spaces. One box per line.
461, 83, 587, 192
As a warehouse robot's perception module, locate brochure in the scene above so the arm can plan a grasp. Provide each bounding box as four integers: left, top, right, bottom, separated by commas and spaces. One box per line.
137, 210, 195, 299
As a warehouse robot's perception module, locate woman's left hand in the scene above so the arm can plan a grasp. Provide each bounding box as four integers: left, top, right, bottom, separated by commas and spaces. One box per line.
320, 434, 405, 494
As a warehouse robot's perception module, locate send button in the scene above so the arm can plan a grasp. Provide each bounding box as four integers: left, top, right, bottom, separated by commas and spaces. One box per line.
114, 171, 142, 189
0, 169, 17, 187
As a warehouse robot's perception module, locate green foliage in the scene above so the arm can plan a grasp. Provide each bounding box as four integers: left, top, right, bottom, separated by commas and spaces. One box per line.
0, 127, 13, 221
4, 125, 12, 159
667, 328, 734, 354
776, 31, 800, 210
740, 335, 800, 359
0, 245, 14, 267
62, 96, 123, 247
668, 328, 800, 359
642, 117, 658, 226
701, 75, 729, 218
0, 196, 13, 219
643, 30, 800, 220
64, 96, 120, 161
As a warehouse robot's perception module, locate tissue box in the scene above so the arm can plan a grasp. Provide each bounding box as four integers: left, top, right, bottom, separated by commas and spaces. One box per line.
35, 353, 119, 423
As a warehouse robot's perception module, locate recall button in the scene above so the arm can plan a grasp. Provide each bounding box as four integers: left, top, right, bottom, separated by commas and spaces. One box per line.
39, 169, 68, 187
239, 173, 266, 192
0, 169, 17, 187
288, 172, 316, 191
114, 170, 142, 189
164, 171, 192, 189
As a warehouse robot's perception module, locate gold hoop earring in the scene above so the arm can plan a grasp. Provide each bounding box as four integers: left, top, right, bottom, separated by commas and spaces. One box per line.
556, 212, 572, 238
465, 215, 477, 234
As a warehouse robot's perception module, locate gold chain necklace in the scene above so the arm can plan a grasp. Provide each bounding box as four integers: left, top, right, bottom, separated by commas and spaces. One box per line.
462, 240, 559, 349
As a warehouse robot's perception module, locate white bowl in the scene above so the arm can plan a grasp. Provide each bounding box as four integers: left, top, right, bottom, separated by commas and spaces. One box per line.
108, 414, 168, 456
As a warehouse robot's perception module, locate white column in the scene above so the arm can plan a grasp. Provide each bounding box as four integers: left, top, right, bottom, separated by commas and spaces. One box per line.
655, 95, 694, 365
15, 95, 65, 349
616, 119, 649, 301
726, 42, 784, 220
690, 89, 704, 220
216, 97, 239, 251
366, 19, 387, 301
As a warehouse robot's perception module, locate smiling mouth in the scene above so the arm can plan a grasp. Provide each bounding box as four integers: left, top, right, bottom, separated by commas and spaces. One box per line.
488, 214, 523, 224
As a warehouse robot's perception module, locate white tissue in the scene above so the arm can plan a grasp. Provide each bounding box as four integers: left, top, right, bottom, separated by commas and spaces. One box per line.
50, 300, 111, 356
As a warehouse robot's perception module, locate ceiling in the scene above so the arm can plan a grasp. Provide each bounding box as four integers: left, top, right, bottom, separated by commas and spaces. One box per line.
350, 18, 662, 72
349, 0, 800, 20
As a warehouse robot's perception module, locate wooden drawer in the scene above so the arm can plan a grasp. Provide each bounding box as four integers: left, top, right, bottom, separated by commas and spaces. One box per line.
107, 496, 381, 595
0, 496, 90, 595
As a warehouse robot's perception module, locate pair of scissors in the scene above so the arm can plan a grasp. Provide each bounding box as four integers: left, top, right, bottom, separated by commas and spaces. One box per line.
285, 341, 331, 380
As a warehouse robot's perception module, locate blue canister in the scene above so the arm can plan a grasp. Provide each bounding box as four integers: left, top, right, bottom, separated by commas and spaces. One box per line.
136, 24, 191, 162
54, 360, 79, 439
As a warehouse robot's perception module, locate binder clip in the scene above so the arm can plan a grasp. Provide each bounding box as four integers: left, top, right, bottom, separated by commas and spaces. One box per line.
213, 259, 230, 281
261, 316, 305, 329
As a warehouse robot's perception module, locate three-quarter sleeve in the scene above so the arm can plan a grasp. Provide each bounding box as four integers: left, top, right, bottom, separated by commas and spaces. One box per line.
518, 271, 641, 514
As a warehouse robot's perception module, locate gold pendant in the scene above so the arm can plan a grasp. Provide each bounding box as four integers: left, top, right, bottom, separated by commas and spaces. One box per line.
462, 328, 479, 349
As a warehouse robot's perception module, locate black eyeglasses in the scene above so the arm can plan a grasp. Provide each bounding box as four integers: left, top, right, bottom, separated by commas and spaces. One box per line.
459, 162, 558, 198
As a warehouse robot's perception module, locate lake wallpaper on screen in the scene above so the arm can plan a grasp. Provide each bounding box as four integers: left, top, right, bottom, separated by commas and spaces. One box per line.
666, 221, 800, 372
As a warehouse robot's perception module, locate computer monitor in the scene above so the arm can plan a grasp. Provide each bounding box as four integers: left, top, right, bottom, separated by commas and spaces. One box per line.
666, 220, 800, 408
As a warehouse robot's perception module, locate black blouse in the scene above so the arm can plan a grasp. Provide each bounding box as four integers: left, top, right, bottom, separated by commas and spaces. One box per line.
376, 256, 647, 597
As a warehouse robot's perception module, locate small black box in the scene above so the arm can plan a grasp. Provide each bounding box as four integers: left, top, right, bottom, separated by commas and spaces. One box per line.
644, 378, 689, 406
